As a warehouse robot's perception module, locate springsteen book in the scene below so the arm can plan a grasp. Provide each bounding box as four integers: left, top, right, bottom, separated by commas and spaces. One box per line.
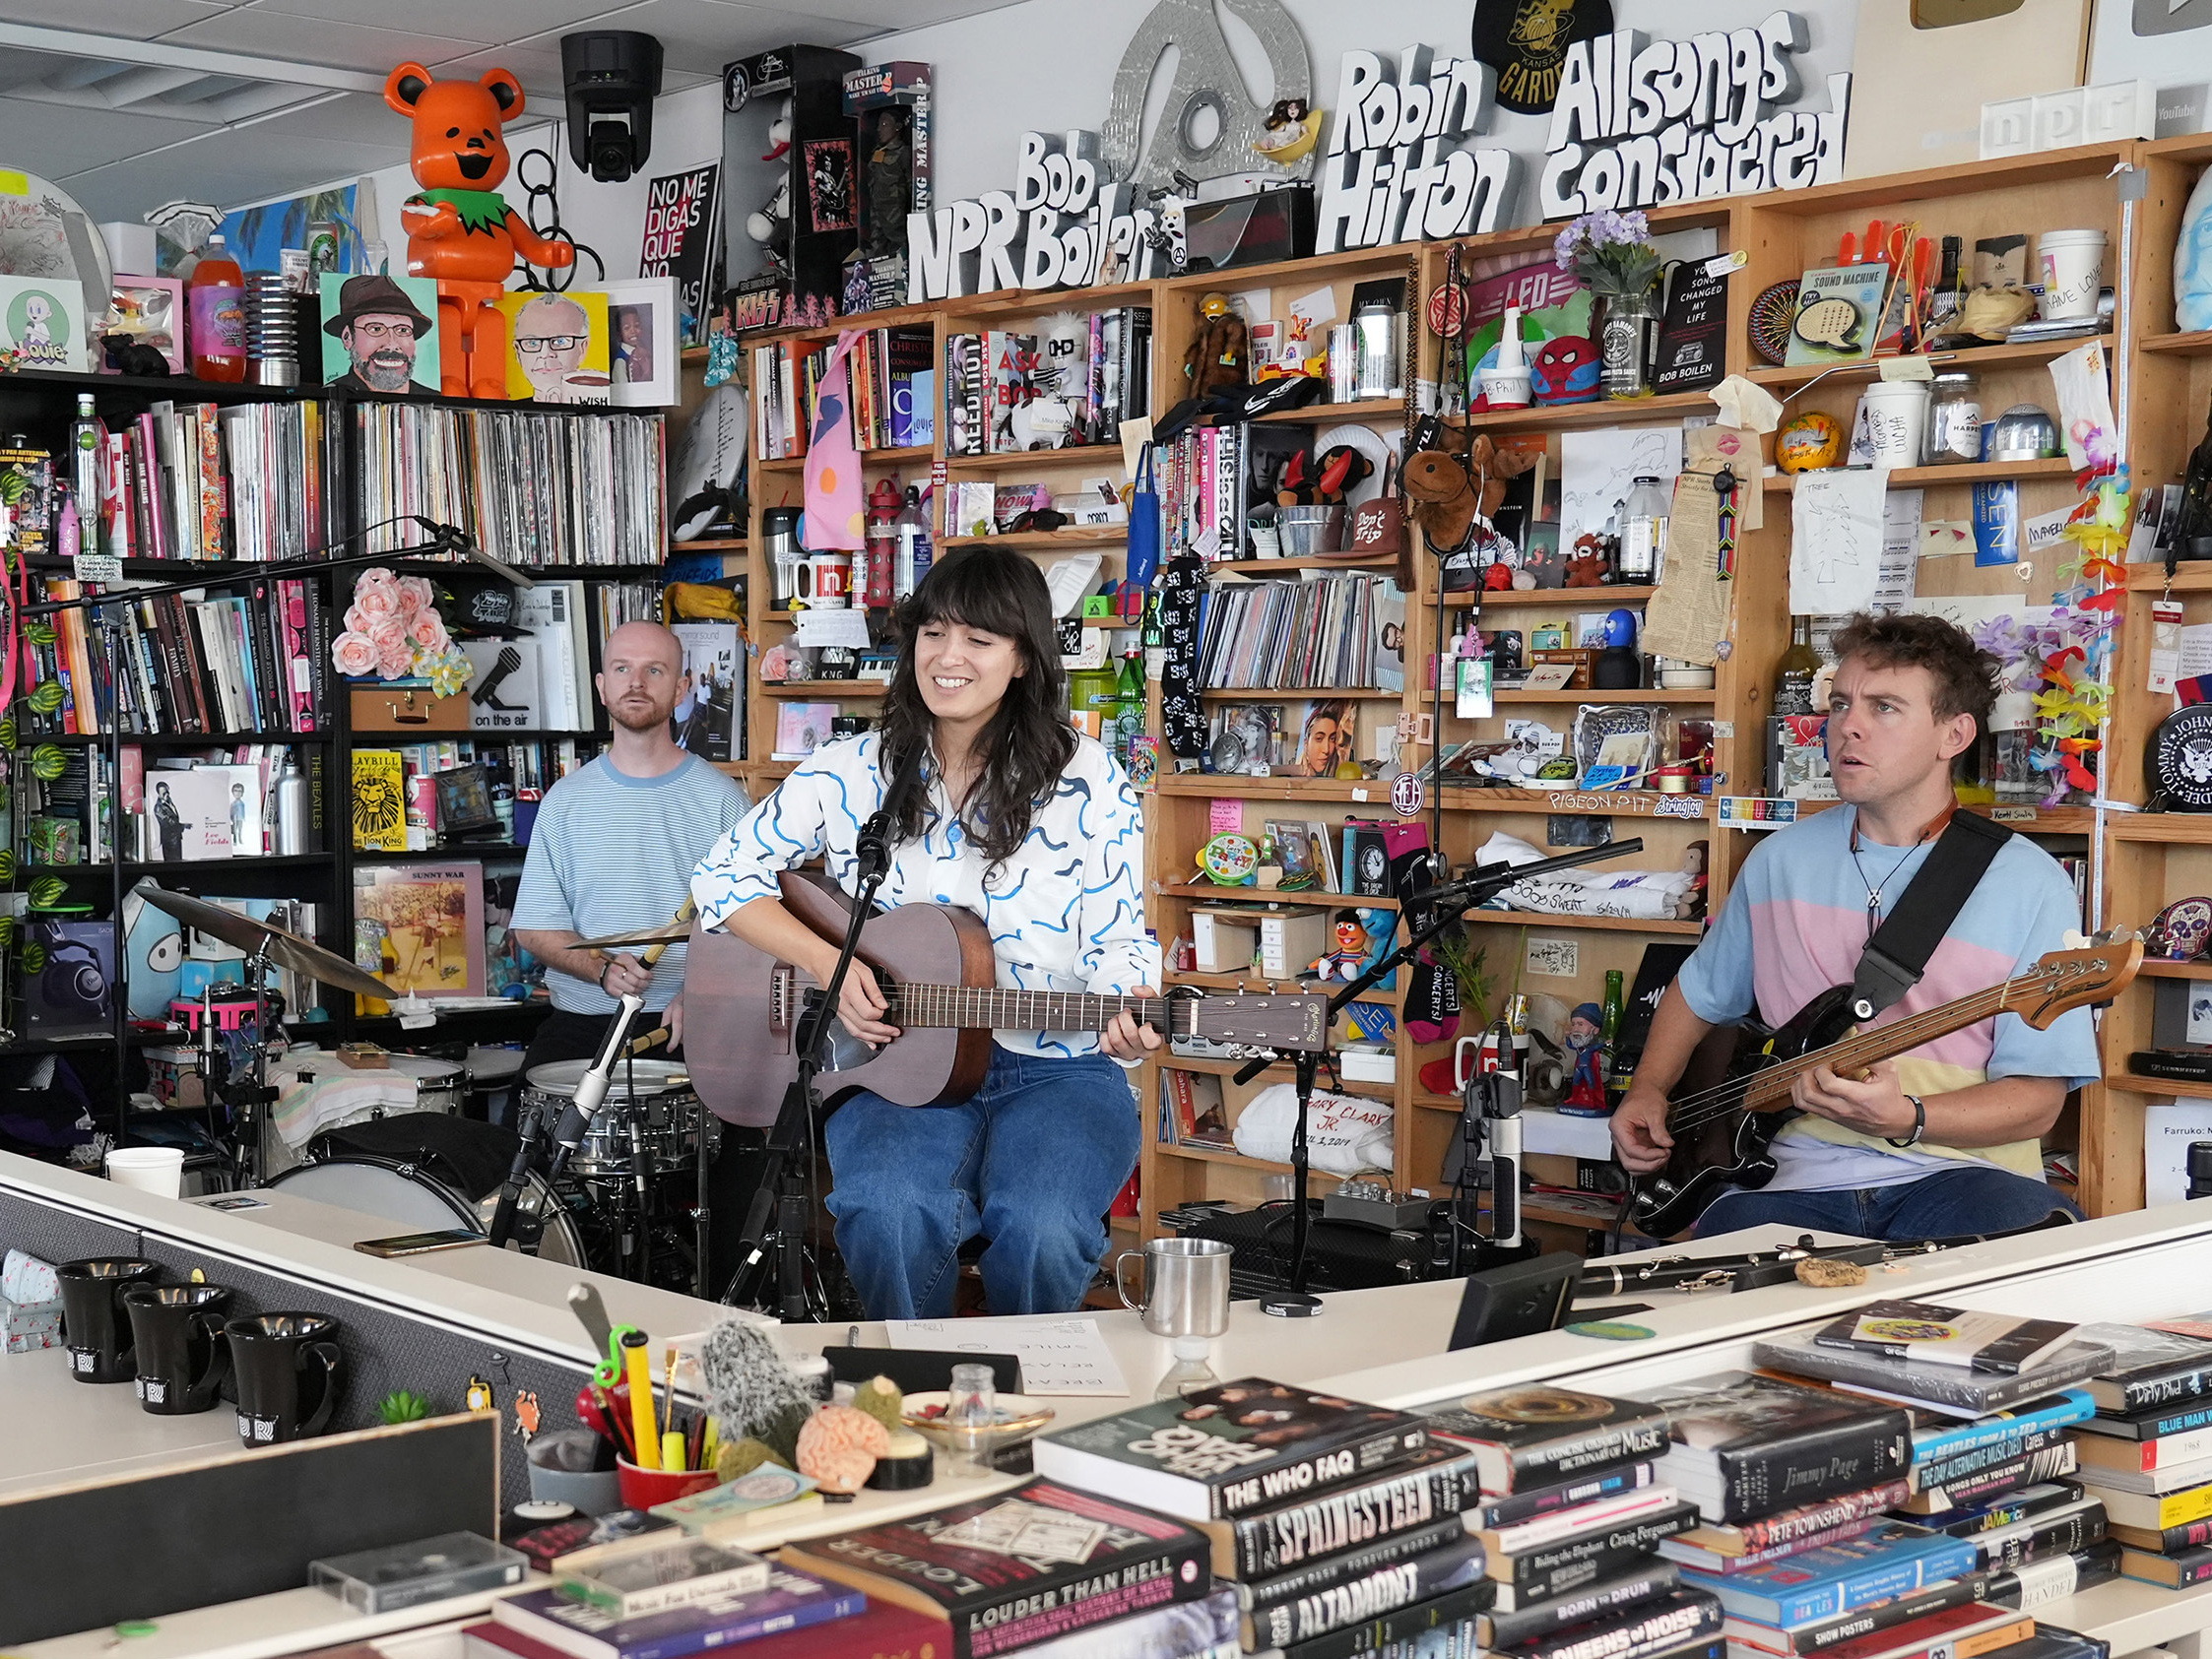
1030, 1379, 1428, 1521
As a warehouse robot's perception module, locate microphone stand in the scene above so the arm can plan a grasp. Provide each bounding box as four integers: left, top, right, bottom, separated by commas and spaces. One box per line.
722, 740, 930, 1316
1235, 837, 1647, 1317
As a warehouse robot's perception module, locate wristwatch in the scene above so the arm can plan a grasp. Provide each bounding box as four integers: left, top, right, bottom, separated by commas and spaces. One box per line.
1886, 1094, 1926, 1149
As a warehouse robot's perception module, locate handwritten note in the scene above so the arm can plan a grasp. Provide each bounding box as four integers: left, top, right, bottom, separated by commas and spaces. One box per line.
883, 1317, 1130, 1397
1790, 468, 1888, 615
793, 606, 873, 648
1209, 798, 1244, 836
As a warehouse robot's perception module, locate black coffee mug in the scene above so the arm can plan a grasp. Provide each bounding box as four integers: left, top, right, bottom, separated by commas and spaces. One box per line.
227, 1311, 343, 1446
123, 1283, 232, 1415
57, 1258, 161, 1383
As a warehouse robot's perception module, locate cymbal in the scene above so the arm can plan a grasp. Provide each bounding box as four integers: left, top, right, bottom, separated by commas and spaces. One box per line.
133, 883, 395, 1002
573, 921, 692, 951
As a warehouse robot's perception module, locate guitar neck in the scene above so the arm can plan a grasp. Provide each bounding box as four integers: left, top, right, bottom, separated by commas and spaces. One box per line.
1736, 975, 2032, 1114
881, 985, 1178, 1035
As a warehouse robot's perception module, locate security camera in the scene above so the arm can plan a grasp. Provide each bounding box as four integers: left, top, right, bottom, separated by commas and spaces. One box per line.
561, 31, 664, 183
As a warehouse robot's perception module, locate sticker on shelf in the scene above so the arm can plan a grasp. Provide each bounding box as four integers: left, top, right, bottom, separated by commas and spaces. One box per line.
1208, 798, 1242, 835
1718, 797, 1798, 829
1391, 772, 1422, 817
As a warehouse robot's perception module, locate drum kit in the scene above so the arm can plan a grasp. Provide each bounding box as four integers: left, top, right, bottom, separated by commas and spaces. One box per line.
133, 888, 719, 1296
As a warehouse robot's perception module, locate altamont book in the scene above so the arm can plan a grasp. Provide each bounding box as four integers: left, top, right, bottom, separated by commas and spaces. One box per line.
1751, 1328, 2116, 1419
1815, 1302, 2081, 1375
1200, 1444, 1481, 1580
1029, 1379, 1427, 1522
1676, 1521, 1978, 1627
1244, 1535, 1488, 1651
776, 1480, 1210, 1658
2071, 1322, 2212, 1414
1497, 1587, 1722, 1659
1718, 1577, 1989, 1658
1487, 1501, 1702, 1604
1265, 1579, 1490, 1659
1476, 1561, 1684, 1650
1426, 1386, 1670, 1494
1632, 1372, 1911, 1525
488, 1566, 864, 1659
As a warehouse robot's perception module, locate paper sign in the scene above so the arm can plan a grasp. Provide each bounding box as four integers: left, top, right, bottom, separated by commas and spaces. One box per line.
1209, 798, 1243, 835
1526, 937, 1579, 977
1790, 468, 1888, 614
1919, 519, 1974, 559
1874, 488, 1924, 610
793, 606, 873, 647
1876, 355, 1935, 381
1522, 663, 1578, 692
883, 1317, 1129, 1396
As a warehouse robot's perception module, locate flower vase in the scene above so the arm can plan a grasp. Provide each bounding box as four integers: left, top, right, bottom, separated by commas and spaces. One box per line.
1595, 288, 1659, 400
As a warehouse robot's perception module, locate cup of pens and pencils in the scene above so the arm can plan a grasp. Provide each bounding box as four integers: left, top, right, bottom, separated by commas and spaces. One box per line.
604, 1329, 718, 1508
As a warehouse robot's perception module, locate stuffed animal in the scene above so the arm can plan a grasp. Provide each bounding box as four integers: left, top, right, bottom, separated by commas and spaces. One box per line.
1403, 432, 1539, 552
385, 63, 574, 398
1183, 293, 1248, 400
1531, 335, 1600, 405
1564, 548, 1609, 587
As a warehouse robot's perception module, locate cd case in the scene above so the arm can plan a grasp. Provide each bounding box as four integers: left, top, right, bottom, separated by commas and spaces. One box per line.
555, 1537, 770, 1618
310, 1531, 527, 1614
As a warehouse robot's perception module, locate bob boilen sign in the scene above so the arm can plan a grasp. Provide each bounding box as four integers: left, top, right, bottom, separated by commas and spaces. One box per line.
1535, 12, 1852, 219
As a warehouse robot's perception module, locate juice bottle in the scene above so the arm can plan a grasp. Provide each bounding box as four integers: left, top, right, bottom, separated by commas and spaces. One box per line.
186, 234, 246, 382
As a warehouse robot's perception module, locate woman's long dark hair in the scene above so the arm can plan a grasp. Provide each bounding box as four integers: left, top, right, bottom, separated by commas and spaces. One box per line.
878, 545, 1074, 867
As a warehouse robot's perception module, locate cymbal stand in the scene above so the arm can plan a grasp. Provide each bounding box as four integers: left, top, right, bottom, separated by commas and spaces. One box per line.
220, 952, 281, 1190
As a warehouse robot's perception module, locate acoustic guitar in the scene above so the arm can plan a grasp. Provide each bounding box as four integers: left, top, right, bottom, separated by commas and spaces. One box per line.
1628, 933, 2141, 1239
683, 870, 1333, 1125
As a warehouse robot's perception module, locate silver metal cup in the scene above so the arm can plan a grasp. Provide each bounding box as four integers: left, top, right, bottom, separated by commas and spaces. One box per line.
1115, 1237, 1232, 1341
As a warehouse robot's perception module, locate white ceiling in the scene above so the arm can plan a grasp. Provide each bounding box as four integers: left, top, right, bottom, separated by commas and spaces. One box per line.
0, 0, 1018, 223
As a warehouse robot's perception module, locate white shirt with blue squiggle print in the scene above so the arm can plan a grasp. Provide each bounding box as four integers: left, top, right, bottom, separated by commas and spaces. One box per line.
689, 731, 1154, 1061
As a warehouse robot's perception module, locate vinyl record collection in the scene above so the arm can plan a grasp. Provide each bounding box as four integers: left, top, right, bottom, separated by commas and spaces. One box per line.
72, 397, 333, 563
1196, 571, 1402, 691
352, 403, 667, 566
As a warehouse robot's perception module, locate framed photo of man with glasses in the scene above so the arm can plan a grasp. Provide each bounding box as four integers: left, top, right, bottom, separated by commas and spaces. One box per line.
319, 272, 442, 394
495, 287, 612, 405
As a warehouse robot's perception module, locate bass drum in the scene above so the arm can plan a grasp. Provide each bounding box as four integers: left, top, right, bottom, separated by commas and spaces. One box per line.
267, 1155, 589, 1267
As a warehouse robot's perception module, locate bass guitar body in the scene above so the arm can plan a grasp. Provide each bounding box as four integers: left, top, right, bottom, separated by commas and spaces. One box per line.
1629, 984, 1862, 1239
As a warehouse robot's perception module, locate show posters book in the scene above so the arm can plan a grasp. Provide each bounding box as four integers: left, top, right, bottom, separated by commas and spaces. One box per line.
1815, 1302, 2079, 1375
1633, 1372, 1911, 1525
1030, 1379, 1427, 1521
1718, 1578, 1989, 1658
777, 1480, 1211, 1658
1426, 1386, 1670, 1494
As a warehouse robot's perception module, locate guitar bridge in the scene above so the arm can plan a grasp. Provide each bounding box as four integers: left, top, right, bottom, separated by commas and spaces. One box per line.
769, 963, 795, 1053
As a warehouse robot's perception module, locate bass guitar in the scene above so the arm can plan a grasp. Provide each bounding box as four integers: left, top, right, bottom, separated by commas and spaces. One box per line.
1628, 933, 2141, 1238
683, 870, 1333, 1125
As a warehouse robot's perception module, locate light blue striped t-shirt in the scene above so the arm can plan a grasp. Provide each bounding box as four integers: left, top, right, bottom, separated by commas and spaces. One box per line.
514, 753, 750, 1013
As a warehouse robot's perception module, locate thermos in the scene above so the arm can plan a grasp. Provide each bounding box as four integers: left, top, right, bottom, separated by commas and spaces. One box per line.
273, 751, 310, 856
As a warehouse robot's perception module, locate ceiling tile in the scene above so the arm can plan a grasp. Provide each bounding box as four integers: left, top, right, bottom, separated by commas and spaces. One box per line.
0, 94, 228, 176
0, 0, 234, 37
795, 0, 1023, 26
63, 130, 414, 223
161, 8, 487, 73
229, 88, 420, 148
240, 0, 505, 44
423, 42, 571, 102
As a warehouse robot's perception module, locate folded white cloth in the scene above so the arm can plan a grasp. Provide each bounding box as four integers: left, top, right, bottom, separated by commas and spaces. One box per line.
1232, 1083, 1394, 1177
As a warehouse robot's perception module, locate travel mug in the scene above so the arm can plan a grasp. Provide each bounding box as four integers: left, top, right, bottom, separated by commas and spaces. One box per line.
123, 1283, 233, 1415
57, 1257, 161, 1383
227, 1311, 344, 1446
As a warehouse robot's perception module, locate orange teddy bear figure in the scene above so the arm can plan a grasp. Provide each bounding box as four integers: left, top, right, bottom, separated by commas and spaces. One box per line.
385, 63, 574, 399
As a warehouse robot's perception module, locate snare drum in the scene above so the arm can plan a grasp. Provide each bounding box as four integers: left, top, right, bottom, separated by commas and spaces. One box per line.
521, 1057, 710, 1178
268, 1154, 588, 1266
387, 1054, 465, 1116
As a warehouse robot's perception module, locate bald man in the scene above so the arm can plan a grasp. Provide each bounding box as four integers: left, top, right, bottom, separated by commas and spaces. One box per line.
513, 622, 750, 1078
511, 292, 599, 404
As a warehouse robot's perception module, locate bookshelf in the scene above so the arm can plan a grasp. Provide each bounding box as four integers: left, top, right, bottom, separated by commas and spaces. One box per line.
0, 367, 670, 1148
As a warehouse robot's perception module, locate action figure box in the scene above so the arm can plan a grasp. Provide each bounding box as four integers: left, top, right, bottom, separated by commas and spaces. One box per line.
722, 45, 864, 331
841, 62, 932, 314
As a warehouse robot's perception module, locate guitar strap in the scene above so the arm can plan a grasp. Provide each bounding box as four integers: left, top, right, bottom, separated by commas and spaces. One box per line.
1848, 810, 2012, 1022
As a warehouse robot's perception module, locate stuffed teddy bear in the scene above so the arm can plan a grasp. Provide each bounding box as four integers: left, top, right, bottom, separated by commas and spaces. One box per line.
1564, 548, 1609, 587
1182, 293, 1248, 400
385, 62, 574, 398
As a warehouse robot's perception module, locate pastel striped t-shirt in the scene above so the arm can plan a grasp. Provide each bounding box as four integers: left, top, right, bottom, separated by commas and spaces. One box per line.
1673, 805, 2100, 1191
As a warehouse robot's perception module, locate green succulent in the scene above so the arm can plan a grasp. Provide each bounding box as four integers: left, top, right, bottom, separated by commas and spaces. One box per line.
30, 743, 64, 782
0, 850, 17, 883
0, 716, 18, 749
378, 1390, 431, 1425
24, 622, 53, 649
0, 917, 15, 949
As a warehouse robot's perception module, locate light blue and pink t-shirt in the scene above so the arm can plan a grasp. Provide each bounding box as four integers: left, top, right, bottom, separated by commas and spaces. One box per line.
1674, 805, 2100, 1193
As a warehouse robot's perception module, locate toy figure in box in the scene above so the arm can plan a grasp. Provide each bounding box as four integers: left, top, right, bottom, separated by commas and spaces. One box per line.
1184, 292, 1248, 400
841, 62, 930, 313
384, 63, 573, 398
1561, 1001, 1607, 1113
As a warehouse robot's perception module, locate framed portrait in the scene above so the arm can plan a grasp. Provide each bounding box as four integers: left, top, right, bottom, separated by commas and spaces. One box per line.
318, 271, 439, 394
597, 275, 681, 408
495, 287, 611, 405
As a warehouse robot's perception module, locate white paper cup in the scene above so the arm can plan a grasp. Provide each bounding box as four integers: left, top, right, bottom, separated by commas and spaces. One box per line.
2037, 228, 2107, 321
1862, 381, 1930, 468
106, 1147, 185, 1198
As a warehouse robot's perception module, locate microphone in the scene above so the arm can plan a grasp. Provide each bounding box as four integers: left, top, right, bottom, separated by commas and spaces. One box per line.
548, 996, 640, 1181
410, 516, 536, 588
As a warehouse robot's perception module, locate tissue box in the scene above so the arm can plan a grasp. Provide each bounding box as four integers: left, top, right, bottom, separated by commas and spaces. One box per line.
4, 1295, 63, 1353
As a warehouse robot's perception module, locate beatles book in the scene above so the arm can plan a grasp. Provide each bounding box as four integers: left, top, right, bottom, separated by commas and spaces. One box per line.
776, 1479, 1211, 1658
1632, 1372, 1911, 1524
1029, 1379, 1428, 1522
1425, 1385, 1670, 1494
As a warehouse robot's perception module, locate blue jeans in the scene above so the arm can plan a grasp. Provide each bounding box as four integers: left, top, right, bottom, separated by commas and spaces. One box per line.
823, 1047, 1140, 1320
1696, 1163, 2083, 1242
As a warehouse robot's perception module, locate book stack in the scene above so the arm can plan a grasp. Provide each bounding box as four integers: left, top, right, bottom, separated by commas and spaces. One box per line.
940, 310, 1150, 457
41, 578, 331, 738
1197, 573, 1402, 691
352, 403, 665, 567
1416, 1385, 1712, 1659
843, 324, 937, 450
2061, 1312, 2212, 1588
1027, 1378, 1502, 1656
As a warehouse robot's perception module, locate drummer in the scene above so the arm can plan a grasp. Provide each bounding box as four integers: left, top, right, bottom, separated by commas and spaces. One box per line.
512, 622, 750, 1083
